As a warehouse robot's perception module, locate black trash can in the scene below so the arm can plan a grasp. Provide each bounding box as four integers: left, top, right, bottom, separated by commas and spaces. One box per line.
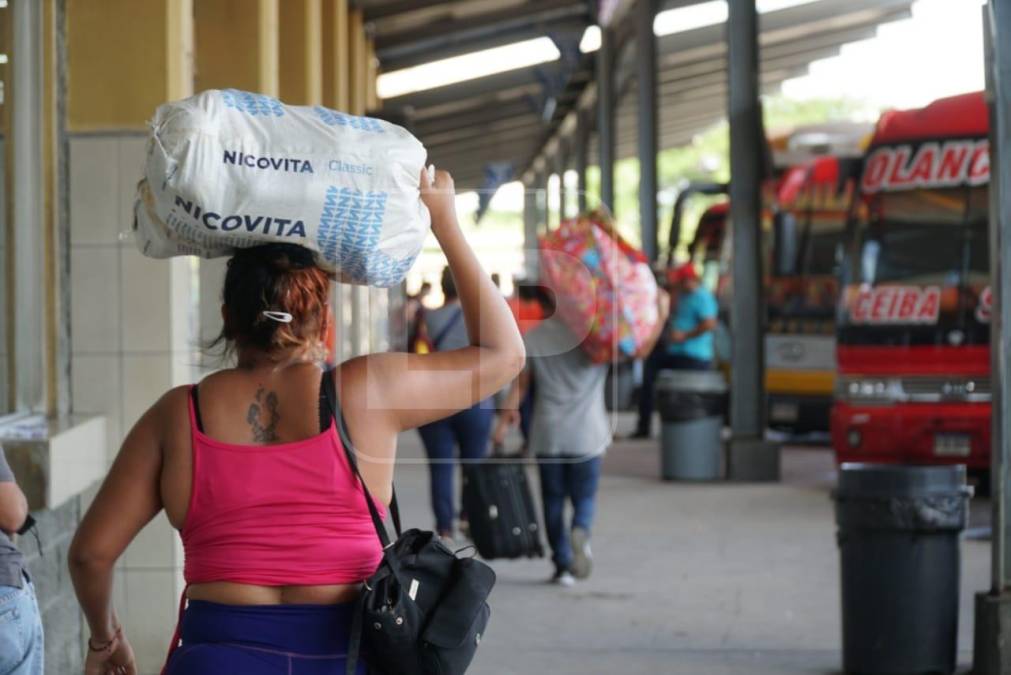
833, 463, 971, 675
654, 370, 727, 480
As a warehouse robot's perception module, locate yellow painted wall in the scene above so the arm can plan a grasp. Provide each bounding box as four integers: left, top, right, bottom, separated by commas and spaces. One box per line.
66, 0, 372, 128
348, 8, 366, 115
195, 0, 279, 95
321, 0, 349, 111
279, 0, 323, 105
67, 0, 193, 131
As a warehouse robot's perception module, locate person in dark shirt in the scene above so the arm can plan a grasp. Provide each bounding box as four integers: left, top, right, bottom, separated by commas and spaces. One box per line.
0, 446, 43, 674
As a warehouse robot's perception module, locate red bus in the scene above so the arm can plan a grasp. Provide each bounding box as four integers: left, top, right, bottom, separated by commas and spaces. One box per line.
676, 154, 858, 432
832, 92, 991, 474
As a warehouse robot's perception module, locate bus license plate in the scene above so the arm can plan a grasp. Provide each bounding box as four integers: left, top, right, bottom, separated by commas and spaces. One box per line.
934, 433, 971, 457
771, 403, 799, 422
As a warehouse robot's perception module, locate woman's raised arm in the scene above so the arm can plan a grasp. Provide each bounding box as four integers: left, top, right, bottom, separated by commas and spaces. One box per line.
340, 169, 525, 436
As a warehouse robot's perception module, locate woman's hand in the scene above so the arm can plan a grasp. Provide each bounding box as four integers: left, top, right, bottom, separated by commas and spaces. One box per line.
420, 167, 457, 233
492, 410, 520, 446
84, 629, 137, 675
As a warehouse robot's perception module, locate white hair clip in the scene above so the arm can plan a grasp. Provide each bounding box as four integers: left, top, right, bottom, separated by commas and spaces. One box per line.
261, 310, 293, 324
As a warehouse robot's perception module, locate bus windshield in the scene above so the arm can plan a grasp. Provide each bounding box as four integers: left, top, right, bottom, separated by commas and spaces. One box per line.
853, 187, 988, 288
839, 185, 990, 346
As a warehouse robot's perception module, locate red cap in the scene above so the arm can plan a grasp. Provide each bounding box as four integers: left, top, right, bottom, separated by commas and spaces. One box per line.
668, 262, 699, 284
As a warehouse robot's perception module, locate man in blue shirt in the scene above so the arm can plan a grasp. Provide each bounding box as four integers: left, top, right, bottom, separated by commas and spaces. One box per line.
633, 262, 718, 438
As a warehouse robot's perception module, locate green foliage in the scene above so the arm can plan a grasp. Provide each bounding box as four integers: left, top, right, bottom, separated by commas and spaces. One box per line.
611, 94, 873, 257
459, 95, 874, 260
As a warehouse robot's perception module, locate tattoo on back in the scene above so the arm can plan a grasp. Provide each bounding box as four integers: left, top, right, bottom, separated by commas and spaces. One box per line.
247, 386, 280, 442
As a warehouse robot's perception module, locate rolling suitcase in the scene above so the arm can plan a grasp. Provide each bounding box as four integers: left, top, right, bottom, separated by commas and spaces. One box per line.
462, 453, 544, 560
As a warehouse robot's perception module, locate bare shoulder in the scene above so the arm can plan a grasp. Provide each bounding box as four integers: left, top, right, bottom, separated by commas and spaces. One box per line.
335, 354, 405, 419
135, 384, 192, 446
157, 385, 193, 420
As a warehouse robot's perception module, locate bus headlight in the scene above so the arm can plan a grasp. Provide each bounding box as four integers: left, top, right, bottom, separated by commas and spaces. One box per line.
837, 377, 904, 403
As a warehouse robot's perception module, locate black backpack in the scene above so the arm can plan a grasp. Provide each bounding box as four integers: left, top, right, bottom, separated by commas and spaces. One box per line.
322, 371, 495, 675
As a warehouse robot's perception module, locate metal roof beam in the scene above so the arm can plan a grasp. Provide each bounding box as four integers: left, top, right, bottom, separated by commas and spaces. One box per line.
378, 18, 590, 71
407, 83, 544, 121
426, 123, 548, 157
421, 115, 546, 148
375, 0, 589, 63
363, 0, 458, 22
413, 100, 540, 136
382, 64, 554, 108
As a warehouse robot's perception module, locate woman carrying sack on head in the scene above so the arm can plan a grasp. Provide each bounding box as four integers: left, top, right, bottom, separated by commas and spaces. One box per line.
67, 169, 524, 675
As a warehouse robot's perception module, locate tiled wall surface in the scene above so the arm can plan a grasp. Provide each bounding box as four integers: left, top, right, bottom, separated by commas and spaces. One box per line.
69, 133, 196, 671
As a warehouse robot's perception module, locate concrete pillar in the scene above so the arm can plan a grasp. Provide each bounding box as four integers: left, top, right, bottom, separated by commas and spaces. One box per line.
556, 147, 569, 222
366, 40, 380, 112
348, 8, 368, 115
726, 0, 779, 481
536, 168, 549, 233
636, 0, 659, 262
195, 0, 279, 95
576, 110, 590, 214
322, 0, 350, 111
523, 180, 539, 280
279, 0, 323, 105
596, 26, 616, 213
974, 3, 1011, 672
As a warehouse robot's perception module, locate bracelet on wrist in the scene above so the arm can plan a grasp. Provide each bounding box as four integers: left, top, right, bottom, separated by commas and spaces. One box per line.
88, 625, 122, 653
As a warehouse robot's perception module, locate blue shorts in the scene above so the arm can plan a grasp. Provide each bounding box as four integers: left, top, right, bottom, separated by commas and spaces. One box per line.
164, 600, 368, 675
0, 574, 43, 675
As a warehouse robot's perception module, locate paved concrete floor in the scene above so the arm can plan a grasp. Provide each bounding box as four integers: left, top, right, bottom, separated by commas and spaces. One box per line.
392, 414, 991, 675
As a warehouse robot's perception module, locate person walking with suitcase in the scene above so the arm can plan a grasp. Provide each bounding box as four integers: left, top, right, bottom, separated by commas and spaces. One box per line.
417, 267, 496, 541
495, 287, 668, 585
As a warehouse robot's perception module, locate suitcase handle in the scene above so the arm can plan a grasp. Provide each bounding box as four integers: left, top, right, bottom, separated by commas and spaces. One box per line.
490, 442, 527, 461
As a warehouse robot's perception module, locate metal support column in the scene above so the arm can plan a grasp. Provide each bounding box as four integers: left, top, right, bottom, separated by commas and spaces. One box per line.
596, 25, 616, 214
523, 178, 539, 280
974, 4, 1011, 671
726, 0, 779, 481
575, 109, 589, 213
556, 146, 569, 222
536, 168, 549, 233
636, 0, 658, 262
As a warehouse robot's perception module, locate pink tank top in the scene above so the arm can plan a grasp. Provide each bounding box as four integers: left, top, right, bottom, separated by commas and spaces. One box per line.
181, 387, 384, 586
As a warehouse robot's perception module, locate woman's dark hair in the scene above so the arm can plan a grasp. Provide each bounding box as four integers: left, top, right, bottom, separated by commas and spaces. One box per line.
211, 244, 332, 356
440, 266, 458, 301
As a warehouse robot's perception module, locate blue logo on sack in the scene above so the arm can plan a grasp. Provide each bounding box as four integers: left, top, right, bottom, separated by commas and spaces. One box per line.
316, 186, 415, 287
221, 89, 284, 117
313, 107, 385, 133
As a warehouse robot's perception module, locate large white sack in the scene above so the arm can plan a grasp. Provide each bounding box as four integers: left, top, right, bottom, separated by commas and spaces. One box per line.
134, 89, 430, 287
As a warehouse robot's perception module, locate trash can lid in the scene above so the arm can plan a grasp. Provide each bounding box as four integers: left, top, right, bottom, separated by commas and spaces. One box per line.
835, 463, 967, 498
655, 369, 728, 393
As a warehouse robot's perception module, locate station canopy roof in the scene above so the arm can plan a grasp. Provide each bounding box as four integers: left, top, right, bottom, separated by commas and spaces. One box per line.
368, 0, 916, 192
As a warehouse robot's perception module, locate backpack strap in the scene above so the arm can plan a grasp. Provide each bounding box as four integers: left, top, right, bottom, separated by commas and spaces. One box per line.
320, 369, 402, 542
431, 306, 464, 351
190, 385, 205, 433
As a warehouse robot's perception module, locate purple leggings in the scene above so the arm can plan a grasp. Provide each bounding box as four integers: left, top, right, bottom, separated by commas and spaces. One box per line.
164, 600, 368, 675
